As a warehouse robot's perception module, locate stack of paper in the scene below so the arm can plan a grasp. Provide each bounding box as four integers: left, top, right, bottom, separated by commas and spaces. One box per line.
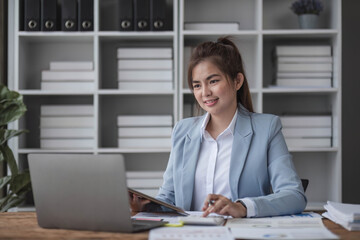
126, 171, 163, 197
117, 48, 173, 90
41, 61, 95, 91
117, 115, 172, 148
280, 115, 332, 148
40, 105, 94, 149
323, 201, 360, 231
273, 46, 333, 88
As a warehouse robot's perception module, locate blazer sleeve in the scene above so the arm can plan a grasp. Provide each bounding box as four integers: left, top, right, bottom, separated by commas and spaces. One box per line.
155, 122, 179, 206
250, 116, 307, 217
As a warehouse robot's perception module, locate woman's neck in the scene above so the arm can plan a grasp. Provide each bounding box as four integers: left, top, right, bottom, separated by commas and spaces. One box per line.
206, 106, 237, 139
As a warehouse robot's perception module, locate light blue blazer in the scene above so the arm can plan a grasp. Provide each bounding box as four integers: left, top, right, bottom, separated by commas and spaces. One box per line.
157, 105, 307, 217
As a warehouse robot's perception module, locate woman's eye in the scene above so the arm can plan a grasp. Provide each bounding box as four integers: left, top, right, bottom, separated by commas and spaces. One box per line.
210, 79, 219, 84
193, 84, 200, 89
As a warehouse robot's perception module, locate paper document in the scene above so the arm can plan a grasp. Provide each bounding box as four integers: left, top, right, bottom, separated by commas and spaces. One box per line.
227, 214, 338, 239
149, 226, 234, 240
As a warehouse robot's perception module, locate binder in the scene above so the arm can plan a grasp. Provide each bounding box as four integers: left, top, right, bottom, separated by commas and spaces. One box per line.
24, 0, 40, 31
78, 0, 93, 31
134, 0, 150, 31
118, 0, 134, 31
61, 0, 77, 31
41, 0, 57, 31
150, 0, 166, 31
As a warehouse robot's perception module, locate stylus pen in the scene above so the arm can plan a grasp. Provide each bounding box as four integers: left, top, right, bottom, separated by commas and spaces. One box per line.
208, 199, 216, 206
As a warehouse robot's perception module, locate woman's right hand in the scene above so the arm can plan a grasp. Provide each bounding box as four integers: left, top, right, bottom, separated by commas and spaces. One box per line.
129, 193, 151, 213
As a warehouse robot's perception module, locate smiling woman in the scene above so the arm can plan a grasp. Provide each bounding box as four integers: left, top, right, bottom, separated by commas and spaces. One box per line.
131, 36, 307, 219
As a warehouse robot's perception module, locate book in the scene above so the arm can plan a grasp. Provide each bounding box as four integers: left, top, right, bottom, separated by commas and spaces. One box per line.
41, 71, 95, 81
118, 127, 172, 137
276, 72, 332, 78
277, 56, 333, 63
276, 78, 332, 88
117, 115, 172, 127
49, 61, 93, 70
40, 105, 94, 116
41, 81, 95, 91
40, 116, 94, 128
40, 139, 94, 149
126, 171, 164, 179
78, 0, 93, 31
325, 201, 360, 222
61, 0, 77, 31
184, 22, 240, 31
117, 0, 134, 31
24, 0, 40, 31
277, 63, 332, 72
323, 212, 360, 231
275, 46, 332, 56
280, 116, 332, 127
118, 81, 172, 90
41, 0, 57, 31
40, 128, 94, 138
118, 137, 171, 148
117, 59, 173, 70
150, 0, 167, 31
285, 138, 331, 148
282, 127, 332, 138
118, 70, 172, 81
117, 48, 172, 59
134, 0, 150, 31
127, 178, 163, 188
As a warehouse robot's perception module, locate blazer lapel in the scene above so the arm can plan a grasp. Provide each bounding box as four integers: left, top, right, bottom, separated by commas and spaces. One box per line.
229, 108, 253, 200
181, 118, 203, 210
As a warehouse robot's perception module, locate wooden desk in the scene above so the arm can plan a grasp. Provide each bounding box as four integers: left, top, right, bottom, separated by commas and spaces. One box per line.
1, 212, 360, 240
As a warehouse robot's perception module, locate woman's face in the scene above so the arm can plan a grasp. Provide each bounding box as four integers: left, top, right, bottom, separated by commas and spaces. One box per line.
191, 60, 243, 118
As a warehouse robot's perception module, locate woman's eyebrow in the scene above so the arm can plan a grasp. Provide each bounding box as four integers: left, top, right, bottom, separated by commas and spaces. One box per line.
193, 74, 221, 83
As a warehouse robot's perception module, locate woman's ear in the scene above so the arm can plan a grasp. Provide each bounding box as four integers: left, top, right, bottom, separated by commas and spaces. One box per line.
235, 73, 244, 90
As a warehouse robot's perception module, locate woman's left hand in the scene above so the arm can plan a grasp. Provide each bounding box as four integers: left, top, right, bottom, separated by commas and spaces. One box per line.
202, 194, 247, 218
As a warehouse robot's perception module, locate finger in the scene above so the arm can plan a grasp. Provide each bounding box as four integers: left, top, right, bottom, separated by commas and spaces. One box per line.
202, 205, 214, 217
219, 204, 231, 216
202, 194, 219, 210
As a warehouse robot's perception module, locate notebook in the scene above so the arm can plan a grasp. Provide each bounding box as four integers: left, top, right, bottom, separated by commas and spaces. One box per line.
28, 153, 167, 233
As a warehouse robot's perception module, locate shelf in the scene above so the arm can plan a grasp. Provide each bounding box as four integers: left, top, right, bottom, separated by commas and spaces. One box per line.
181, 88, 261, 95
262, 88, 338, 94
288, 147, 338, 152
262, 29, 338, 37
183, 30, 259, 37
18, 149, 95, 154
98, 89, 175, 95
97, 148, 171, 153
19, 90, 95, 95
98, 31, 176, 39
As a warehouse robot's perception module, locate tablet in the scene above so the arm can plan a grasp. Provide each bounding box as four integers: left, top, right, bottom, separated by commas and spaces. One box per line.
128, 188, 189, 216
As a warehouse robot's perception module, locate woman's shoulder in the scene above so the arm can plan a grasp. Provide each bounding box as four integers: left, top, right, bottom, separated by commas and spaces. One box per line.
175, 116, 203, 130
247, 111, 281, 131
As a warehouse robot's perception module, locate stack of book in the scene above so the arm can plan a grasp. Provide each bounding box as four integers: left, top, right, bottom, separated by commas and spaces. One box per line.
126, 171, 164, 197
40, 105, 94, 149
280, 115, 332, 148
117, 48, 173, 90
323, 201, 360, 231
274, 45, 333, 88
117, 115, 172, 149
41, 61, 95, 91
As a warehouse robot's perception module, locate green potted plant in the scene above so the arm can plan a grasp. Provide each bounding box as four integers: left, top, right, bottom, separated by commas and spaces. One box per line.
0, 84, 31, 212
291, 0, 324, 29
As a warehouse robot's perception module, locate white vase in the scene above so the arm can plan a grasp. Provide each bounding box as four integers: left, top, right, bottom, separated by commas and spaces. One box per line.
298, 14, 319, 29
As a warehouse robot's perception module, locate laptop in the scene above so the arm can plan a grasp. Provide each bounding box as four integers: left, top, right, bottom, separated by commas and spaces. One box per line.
28, 153, 167, 233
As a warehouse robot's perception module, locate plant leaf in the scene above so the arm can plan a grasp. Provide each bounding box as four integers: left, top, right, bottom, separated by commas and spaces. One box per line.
0, 84, 27, 126
0, 129, 28, 146
0, 191, 28, 212
9, 171, 31, 194
0, 176, 12, 190
0, 145, 18, 175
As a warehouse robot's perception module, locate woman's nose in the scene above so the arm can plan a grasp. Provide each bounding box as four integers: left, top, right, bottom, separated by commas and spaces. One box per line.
202, 85, 211, 97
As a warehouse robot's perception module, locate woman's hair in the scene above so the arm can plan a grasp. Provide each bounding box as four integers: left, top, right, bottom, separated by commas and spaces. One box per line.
187, 36, 254, 113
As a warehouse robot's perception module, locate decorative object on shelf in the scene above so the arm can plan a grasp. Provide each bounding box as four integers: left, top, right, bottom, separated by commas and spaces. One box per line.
290, 0, 324, 29
0, 84, 30, 212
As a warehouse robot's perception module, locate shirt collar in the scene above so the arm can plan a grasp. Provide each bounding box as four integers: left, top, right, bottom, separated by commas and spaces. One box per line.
200, 108, 238, 141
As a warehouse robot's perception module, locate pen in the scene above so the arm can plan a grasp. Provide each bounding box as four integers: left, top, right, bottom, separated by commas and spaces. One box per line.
208, 199, 216, 206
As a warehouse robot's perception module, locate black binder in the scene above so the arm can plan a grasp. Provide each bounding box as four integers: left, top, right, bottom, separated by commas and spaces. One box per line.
150, 0, 166, 31
118, 0, 134, 31
24, 0, 40, 31
134, 0, 150, 31
41, 0, 57, 31
78, 0, 93, 31
61, 0, 77, 31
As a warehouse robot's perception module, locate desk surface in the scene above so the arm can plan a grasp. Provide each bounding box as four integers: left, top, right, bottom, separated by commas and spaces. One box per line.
1, 212, 360, 240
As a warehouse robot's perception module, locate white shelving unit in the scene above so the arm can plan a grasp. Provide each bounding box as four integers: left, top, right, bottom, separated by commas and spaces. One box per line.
8, 0, 341, 210
179, 0, 342, 210
8, 0, 178, 173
